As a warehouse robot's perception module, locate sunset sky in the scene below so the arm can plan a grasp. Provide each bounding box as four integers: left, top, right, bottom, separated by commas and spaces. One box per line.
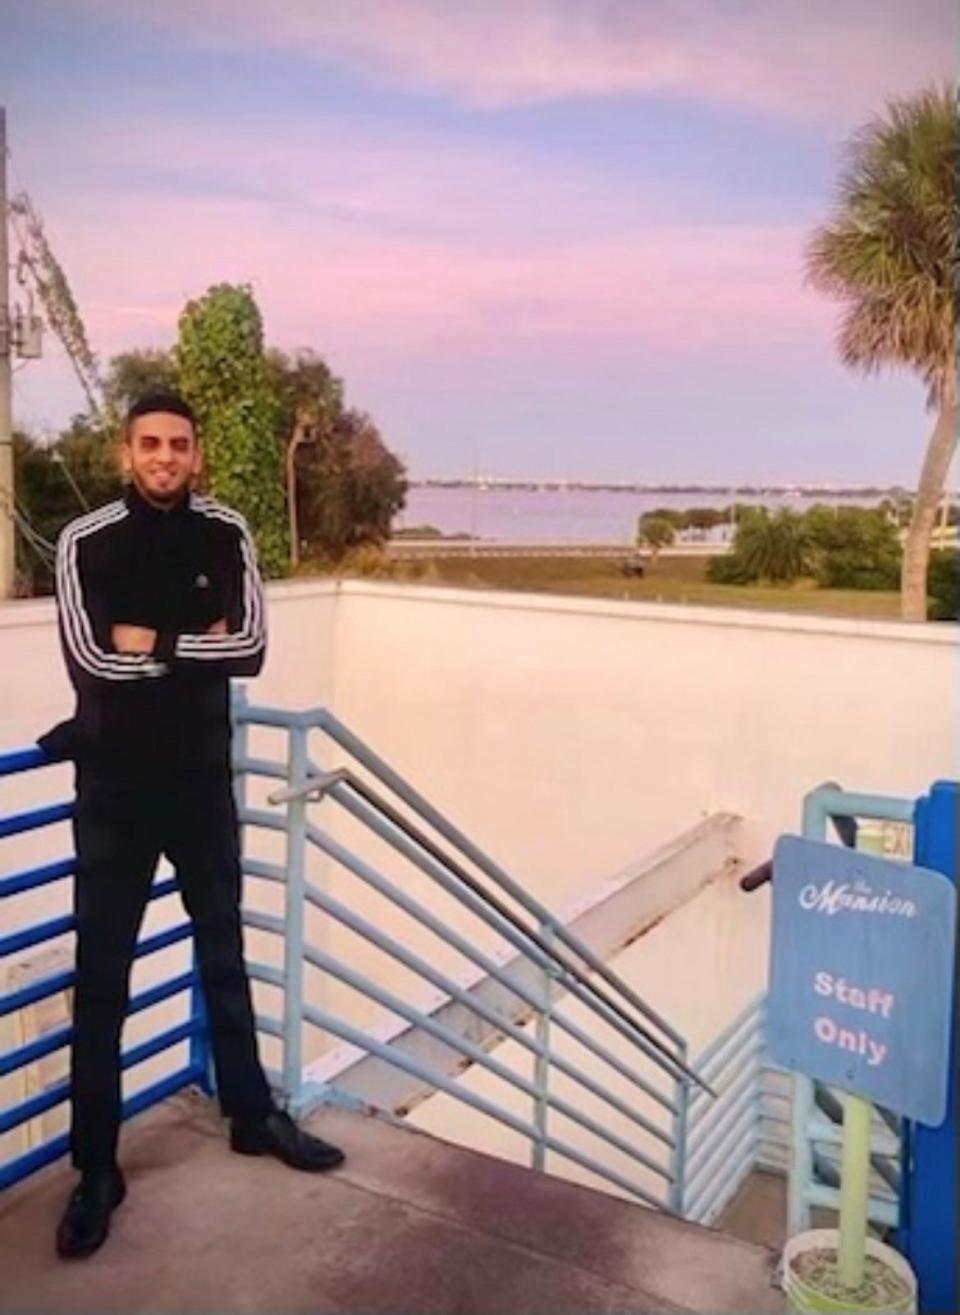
2, 1, 954, 482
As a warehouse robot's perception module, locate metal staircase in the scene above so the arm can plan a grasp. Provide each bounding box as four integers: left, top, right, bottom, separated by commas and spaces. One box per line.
2, 696, 714, 1212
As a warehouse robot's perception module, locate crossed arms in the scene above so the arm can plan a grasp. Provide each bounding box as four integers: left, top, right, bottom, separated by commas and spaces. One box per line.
55, 509, 266, 687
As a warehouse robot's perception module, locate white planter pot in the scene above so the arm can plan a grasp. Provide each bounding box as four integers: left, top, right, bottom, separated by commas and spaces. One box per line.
782, 1229, 917, 1314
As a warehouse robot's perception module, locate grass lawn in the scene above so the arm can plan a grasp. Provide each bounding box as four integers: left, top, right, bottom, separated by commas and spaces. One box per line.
384, 553, 902, 620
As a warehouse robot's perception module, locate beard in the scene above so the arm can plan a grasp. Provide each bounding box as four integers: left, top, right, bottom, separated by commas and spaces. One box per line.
132, 472, 192, 508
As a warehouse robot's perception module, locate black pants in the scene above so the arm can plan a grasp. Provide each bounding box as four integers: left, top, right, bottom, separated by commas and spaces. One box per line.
70, 770, 273, 1171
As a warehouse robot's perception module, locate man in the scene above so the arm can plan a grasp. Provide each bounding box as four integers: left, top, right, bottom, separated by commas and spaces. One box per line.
42, 392, 344, 1261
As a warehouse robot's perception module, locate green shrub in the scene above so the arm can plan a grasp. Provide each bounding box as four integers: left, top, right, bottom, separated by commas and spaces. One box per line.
804, 506, 901, 590
927, 549, 959, 620
813, 550, 901, 590
706, 553, 758, 585
338, 544, 396, 578
712, 509, 809, 584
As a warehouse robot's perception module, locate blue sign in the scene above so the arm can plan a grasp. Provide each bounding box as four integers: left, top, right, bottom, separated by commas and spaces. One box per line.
767, 836, 956, 1126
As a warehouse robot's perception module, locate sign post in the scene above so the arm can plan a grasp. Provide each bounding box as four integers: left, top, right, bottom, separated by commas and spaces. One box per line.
768, 834, 956, 1308
837, 1092, 871, 1288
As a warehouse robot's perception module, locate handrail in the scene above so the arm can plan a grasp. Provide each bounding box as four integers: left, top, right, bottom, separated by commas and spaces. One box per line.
0, 747, 48, 777
813, 1084, 900, 1196
234, 702, 707, 1211
4, 703, 709, 1209
294, 868, 676, 1147
300, 936, 674, 1184
293, 823, 682, 1122
298, 994, 672, 1212
739, 779, 857, 892
683, 994, 767, 1222
268, 762, 712, 1095
307, 708, 689, 1052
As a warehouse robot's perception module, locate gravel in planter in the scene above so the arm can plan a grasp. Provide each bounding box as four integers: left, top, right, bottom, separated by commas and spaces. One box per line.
794, 1247, 913, 1307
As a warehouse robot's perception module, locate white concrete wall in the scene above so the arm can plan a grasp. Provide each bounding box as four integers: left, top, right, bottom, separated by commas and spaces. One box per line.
3, 579, 956, 995
0, 580, 339, 802
330, 582, 957, 894
2, 580, 956, 1171
6, 580, 954, 863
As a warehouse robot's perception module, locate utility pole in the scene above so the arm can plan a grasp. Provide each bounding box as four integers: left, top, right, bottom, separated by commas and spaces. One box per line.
0, 107, 15, 600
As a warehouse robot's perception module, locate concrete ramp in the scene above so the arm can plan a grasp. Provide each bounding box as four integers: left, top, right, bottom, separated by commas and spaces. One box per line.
0, 1091, 783, 1313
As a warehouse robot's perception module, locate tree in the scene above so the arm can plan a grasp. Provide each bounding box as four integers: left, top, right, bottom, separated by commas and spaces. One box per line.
712, 508, 809, 585
300, 416, 354, 556
12, 419, 123, 594
177, 284, 288, 576
266, 349, 406, 560
682, 507, 727, 531
803, 505, 901, 589
13, 431, 62, 596
55, 415, 123, 508
645, 507, 684, 528
338, 410, 408, 546
298, 409, 407, 558
806, 86, 957, 621
266, 348, 343, 561
266, 348, 343, 443
635, 514, 676, 560
104, 348, 179, 418
12, 289, 403, 592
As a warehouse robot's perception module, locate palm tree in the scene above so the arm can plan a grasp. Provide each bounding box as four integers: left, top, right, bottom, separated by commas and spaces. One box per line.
806, 86, 957, 621
736, 509, 809, 584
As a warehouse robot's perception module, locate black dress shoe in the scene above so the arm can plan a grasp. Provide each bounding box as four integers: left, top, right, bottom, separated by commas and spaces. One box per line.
230, 1109, 345, 1171
55, 1167, 126, 1259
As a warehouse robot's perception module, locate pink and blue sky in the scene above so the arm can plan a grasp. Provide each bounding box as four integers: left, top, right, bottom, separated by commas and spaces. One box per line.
2, 0, 954, 482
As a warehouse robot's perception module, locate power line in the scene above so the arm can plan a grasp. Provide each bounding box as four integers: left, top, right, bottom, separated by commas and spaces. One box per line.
0, 485, 57, 568
4, 133, 32, 198
6, 194, 105, 419
16, 515, 56, 566
0, 483, 57, 551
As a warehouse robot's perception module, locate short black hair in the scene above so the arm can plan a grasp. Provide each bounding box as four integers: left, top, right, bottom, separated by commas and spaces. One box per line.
125, 391, 198, 439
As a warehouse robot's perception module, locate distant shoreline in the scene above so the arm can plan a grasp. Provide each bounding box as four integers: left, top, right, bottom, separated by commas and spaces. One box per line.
409, 480, 917, 497
397, 483, 950, 544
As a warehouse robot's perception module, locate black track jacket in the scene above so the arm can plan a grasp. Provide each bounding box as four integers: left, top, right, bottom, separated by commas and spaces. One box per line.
50, 484, 266, 779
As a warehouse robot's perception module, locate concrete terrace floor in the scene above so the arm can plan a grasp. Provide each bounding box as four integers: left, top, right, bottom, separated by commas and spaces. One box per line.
0, 1090, 784, 1315
717, 1169, 838, 1253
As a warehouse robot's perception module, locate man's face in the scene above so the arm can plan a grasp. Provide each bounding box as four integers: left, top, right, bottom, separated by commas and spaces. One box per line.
122, 411, 202, 507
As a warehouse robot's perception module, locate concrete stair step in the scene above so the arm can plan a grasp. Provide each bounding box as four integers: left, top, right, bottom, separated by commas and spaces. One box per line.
0, 1090, 783, 1313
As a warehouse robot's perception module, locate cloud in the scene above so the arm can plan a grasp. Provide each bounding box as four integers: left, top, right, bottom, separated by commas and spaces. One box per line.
77, 0, 954, 121
30, 114, 826, 382
54, 199, 831, 411
9, 3, 940, 473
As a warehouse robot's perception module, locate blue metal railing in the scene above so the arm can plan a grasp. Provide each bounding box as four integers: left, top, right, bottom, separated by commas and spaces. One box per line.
684, 995, 768, 1223
0, 748, 209, 1191
8, 701, 932, 1239
682, 987, 904, 1231
3, 701, 712, 1214
708, 786, 914, 1234
230, 695, 705, 1213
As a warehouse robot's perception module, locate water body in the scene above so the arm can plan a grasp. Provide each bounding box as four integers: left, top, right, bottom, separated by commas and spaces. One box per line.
396, 486, 888, 543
